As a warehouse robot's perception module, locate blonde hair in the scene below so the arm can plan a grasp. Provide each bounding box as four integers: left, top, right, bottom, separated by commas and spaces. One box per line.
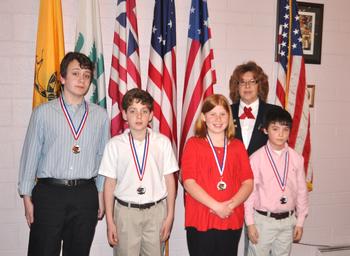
194, 94, 235, 139
229, 61, 269, 103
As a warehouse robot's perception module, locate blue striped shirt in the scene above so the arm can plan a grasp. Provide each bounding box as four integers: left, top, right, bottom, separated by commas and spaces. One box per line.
18, 97, 110, 196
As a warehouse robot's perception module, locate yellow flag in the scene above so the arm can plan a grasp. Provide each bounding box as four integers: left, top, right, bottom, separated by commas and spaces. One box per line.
33, 0, 65, 108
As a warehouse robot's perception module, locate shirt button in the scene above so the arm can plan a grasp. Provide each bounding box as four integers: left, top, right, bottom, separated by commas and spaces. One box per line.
69, 166, 73, 171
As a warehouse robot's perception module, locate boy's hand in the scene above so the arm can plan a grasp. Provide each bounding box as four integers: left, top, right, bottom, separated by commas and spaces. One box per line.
107, 222, 118, 246
293, 226, 303, 242
247, 224, 259, 244
23, 195, 34, 227
98, 192, 105, 220
160, 216, 174, 242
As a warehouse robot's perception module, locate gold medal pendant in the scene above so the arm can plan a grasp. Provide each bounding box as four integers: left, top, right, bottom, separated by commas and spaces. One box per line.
280, 195, 288, 204
59, 97, 88, 156
137, 186, 146, 195
206, 134, 228, 192
129, 131, 150, 195
72, 145, 80, 154
217, 180, 227, 191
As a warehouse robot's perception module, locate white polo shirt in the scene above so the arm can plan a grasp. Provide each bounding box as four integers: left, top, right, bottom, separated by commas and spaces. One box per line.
99, 128, 179, 204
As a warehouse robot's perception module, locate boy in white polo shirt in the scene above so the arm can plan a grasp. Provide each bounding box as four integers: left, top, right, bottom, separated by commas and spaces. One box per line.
244, 108, 309, 256
99, 88, 178, 256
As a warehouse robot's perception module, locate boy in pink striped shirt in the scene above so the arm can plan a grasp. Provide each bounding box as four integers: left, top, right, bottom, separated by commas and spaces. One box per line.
244, 108, 308, 256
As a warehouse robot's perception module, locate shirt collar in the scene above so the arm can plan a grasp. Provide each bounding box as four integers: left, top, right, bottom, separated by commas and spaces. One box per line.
239, 98, 259, 114
266, 141, 289, 157
123, 128, 152, 142
61, 91, 85, 108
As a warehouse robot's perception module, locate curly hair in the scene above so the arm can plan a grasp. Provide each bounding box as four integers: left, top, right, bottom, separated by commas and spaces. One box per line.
194, 94, 235, 140
122, 88, 154, 111
229, 61, 269, 103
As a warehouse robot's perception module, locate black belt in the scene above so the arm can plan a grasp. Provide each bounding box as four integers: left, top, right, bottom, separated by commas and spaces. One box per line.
116, 197, 166, 210
256, 210, 294, 220
37, 178, 95, 187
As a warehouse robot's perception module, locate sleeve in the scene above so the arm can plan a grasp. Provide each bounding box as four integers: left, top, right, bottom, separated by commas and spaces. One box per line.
18, 108, 44, 196
244, 154, 259, 226
98, 139, 118, 180
295, 155, 309, 227
181, 138, 198, 182
162, 137, 179, 175
95, 112, 110, 192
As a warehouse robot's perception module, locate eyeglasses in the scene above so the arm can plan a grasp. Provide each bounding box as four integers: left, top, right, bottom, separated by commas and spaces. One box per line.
238, 79, 258, 87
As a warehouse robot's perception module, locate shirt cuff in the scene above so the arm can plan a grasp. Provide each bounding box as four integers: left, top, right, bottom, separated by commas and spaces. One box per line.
18, 181, 35, 197
296, 214, 306, 227
245, 214, 255, 226
95, 175, 104, 192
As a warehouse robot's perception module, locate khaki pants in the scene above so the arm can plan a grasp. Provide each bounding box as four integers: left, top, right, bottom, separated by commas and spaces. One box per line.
113, 200, 167, 256
248, 211, 297, 256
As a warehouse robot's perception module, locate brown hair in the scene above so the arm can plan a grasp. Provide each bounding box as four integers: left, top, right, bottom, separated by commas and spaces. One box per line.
60, 52, 94, 83
194, 94, 235, 139
229, 61, 269, 103
122, 88, 154, 111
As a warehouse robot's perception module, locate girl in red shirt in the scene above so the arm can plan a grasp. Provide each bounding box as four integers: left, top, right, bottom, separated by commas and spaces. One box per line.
181, 94, 253, 256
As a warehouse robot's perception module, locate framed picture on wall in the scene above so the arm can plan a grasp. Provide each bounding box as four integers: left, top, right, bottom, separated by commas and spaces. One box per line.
275, 1, 324, 64
297, 2, 324, 64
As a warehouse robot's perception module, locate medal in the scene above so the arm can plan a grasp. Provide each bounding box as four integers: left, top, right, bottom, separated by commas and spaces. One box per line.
59, 97, 88, 154
137, 186, 146, 195
265, 145, 289, 204
129, 131, 150, 195
72, 145, 80, 154
217, 180, 227, 191
206, 134, 228, 191
280, 195, 288, 204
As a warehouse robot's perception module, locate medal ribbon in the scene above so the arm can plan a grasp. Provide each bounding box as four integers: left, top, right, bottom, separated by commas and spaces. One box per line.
206, 134, 227, 177
129, 130, 150, 181
59, 96, 88, 141
265, 145, 289, 191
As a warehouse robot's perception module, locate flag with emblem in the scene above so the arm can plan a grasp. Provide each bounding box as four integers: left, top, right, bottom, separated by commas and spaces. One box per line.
180, 0, 217, 157
75, 0, 106, 108
146, 0, 177, 152
33, 0, 65, 108
109, 0, 141, 136
276, 0, 313, 190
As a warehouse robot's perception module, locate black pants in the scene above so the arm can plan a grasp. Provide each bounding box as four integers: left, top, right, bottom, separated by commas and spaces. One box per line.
28, 182, 98, 256
186, 227, 242, 256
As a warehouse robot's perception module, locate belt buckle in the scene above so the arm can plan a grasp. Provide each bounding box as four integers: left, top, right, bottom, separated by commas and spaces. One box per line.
139, 203, 148, 210
67, 180, 77, 187
139, 203, 152, 210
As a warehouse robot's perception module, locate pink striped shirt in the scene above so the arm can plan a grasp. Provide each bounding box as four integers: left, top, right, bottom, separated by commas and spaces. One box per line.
244, 141, 308, 227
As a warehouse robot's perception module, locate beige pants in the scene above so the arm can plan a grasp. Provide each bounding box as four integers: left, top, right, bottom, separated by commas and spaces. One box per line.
113, 200, 167, 256
248, 211, 297, 256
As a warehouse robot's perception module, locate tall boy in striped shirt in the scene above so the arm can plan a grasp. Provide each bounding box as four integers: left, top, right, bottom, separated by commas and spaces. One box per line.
18, 52, 109, 256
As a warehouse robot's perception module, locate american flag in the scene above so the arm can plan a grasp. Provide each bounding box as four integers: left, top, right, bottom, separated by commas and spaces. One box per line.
147, 0, 177, 151
180, 0, 217, 156
109, 0, 141, 137
276, 0, 313, 190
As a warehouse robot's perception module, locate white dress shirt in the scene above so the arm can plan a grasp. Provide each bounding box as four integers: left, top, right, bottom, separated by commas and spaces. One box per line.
239, 99, 259, 149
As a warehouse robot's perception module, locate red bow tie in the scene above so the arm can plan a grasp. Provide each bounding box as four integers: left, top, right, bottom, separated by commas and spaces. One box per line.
239, 106, 255, 119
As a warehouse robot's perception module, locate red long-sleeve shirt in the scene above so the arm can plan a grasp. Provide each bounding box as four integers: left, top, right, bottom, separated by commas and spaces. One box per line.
182, 137, 253, 231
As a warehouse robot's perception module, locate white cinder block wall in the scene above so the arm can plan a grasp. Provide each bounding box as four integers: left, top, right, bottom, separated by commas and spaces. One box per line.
1, 0, 349, 255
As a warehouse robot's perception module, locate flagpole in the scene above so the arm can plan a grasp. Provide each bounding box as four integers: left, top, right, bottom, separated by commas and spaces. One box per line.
285, 0, 293, 109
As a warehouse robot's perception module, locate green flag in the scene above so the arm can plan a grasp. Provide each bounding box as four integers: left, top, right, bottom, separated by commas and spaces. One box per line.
74, 0, 106, 108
